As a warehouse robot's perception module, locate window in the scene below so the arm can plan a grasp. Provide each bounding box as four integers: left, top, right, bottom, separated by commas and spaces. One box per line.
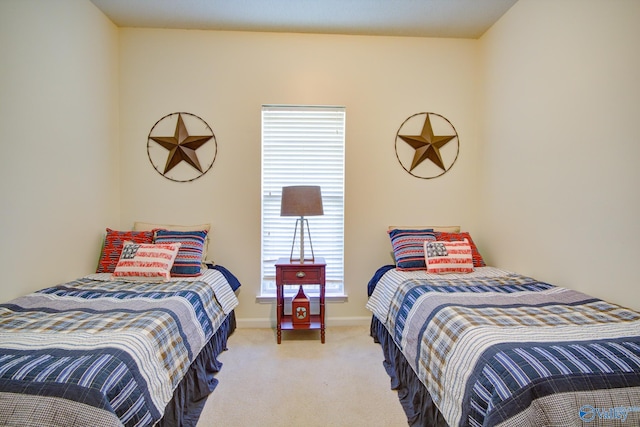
261, 105, 345, 296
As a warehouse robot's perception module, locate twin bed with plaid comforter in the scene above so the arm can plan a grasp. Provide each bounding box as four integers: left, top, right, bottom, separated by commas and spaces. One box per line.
0, 268, 239, 427
367, 266, 640, 426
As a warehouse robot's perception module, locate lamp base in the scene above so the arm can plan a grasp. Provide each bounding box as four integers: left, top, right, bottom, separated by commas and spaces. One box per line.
289, 217, 315, 264
289, 257, 316, 264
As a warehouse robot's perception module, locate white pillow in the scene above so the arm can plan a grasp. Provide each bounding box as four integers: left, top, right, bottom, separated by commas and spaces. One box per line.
388, 225, 461, 233
133, 221, 211, 233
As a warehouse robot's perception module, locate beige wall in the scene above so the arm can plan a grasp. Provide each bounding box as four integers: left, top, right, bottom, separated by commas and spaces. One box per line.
479, 0, 640, 309
2, 0, 638, 323
0, 0, 120, 301
118, 30, 482, 325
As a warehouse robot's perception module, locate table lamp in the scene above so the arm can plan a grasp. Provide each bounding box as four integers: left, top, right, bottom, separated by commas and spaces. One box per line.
280, 185, 323, 263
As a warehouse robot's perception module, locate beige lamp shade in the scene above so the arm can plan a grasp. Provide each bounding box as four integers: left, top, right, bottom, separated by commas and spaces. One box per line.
280, 186, 323, 217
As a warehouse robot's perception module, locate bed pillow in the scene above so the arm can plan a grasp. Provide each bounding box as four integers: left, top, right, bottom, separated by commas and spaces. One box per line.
434, 231, 486, 267
133, 221, 211, 233
154, 229, 208, 277
388, 225, 460, 233
96, 228, 155, 273
388, 228, 436, 270
133, 222, 211, 264
111, 242, 181, 281
425, 239, 474, 274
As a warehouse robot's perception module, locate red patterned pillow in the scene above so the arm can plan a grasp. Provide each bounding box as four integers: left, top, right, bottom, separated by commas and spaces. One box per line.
425, 239, 474, 274
96, 228, 155, 273
434, 231, 486, 267
112, 242, 181, 281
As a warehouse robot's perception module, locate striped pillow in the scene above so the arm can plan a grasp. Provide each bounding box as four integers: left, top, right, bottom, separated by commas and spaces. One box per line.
133, 222, 211, 266
112, 242, 181, 281
425, 239, 474, 274
154, 229, 208, 277
96, 228, 155, 273
388, 228, 436, 270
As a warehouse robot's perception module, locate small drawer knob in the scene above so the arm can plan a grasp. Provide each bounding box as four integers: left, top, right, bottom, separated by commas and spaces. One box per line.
296, 271, 306, 278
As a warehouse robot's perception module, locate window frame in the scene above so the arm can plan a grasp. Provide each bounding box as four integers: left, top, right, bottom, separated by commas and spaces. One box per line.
260, 105, 345, 297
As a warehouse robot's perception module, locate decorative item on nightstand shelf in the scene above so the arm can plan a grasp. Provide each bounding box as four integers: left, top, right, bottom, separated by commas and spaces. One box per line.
280, 185, 324, 263
291, 286, 310, 327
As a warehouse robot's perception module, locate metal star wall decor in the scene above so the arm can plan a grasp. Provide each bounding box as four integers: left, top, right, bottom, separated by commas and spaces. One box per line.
395, 112, 459, 179
147, 112, 217, 182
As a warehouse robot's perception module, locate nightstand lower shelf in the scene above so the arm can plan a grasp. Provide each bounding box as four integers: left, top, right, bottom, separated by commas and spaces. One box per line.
279, 314, 322, 330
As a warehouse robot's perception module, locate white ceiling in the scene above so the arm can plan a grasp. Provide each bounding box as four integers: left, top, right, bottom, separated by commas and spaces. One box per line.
89, 0, 519, 39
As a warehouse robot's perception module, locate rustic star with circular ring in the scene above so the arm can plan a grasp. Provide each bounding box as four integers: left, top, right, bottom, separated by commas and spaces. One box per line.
149, 113, 213, 174
399, 113, 456, 171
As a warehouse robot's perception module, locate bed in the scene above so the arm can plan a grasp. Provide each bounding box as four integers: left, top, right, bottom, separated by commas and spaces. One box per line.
367, 228, 640, 426
0, 226, 241, 427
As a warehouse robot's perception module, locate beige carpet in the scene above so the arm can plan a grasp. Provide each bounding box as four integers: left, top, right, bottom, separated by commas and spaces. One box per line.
197, 325, 407, 427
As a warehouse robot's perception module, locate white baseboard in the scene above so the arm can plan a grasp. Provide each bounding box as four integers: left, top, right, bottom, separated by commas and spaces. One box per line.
235, 318, 273, 329
235, 316, 371, 329
326, 316, 371, 327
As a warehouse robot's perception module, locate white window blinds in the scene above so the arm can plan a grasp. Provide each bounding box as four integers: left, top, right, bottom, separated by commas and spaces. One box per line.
261, 105, 345, 295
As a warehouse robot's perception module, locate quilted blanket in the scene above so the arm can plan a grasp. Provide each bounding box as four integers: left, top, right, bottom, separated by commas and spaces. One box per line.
0, 269, 238, 427
367, 267, 640, 426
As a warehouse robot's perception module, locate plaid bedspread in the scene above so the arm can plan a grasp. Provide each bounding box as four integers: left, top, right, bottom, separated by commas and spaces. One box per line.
0, 269, 238, 427
367, 267, 640, 426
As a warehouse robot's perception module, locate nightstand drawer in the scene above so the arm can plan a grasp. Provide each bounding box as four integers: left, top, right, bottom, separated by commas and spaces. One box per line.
280, 267, 322, 283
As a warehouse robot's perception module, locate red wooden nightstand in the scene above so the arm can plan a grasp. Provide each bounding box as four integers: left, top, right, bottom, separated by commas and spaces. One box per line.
275, 257, 326, 344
